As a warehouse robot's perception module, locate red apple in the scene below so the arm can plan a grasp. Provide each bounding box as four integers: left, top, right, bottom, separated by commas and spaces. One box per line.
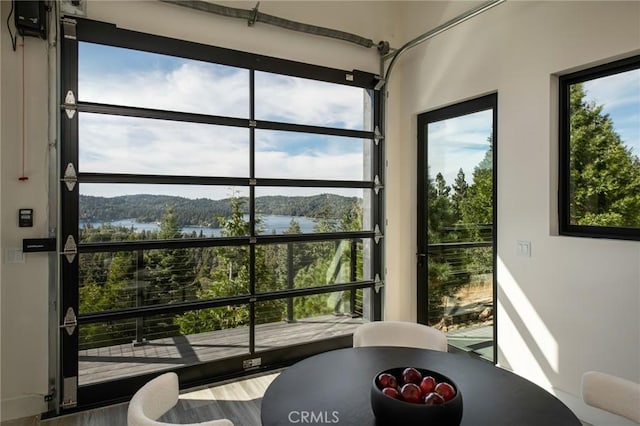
419, 376, 437, 395
377, 373, 398, 389
402, 367, 422, 385
435, 382, 456, 401
400, 383, 422, 403
424, 392, 445, 405
382, 387, 400, 399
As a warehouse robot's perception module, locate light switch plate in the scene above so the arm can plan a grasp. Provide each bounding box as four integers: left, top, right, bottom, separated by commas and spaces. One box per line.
516, 240, 531, 257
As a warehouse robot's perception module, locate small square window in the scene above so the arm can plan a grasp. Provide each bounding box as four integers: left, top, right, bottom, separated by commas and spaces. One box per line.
559, 55, 640, 240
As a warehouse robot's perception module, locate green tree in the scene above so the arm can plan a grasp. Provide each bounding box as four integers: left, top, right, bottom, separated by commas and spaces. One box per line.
145, 205, 197, 307
451, 168, 468, 222
460, 141, 493, 228
569, 83, 640, 226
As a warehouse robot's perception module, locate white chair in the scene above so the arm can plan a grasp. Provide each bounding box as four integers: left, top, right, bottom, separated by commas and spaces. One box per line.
581, 371, 640, 424
127, 372, 234, 426
353, 320, 448, 352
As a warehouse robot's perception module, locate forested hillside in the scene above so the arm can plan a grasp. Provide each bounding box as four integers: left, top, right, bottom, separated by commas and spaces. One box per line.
80, 193, 360, 227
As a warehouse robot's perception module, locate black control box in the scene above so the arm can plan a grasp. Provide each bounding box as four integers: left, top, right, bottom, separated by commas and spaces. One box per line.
14, 0, 47, 39
19, 208, 33, 227
23, 238, 56, 252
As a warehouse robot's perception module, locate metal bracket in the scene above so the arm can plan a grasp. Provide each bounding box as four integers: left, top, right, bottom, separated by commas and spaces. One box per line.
61, 377, 77, 409
374, 175, 383, 195
248, 2, 260, 27
374, 274, 384, 293
377, 41, 391, 56
374, 126, 384, 145
61, 18, 77, 40
59, 307, 77, 336
62, 163, 77, 191
62, 235, 77, 264
346, 73, 354, 82
249, 237, 257, 244
374, 224, 383, 244
374, 76, 386, 91
61, 90, 76, 119
249, 178, 257, 186
249, 120, 257, 127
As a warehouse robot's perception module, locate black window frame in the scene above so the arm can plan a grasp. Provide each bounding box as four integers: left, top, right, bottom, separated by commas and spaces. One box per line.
559, 55, 640, 241
59, 17, 383, 411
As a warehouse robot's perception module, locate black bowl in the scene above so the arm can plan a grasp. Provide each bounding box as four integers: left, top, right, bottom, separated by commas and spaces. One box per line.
371, 367, 463, 426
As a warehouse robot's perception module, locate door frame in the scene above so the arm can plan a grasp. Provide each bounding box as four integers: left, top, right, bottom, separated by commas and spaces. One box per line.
416, 93, 498, 363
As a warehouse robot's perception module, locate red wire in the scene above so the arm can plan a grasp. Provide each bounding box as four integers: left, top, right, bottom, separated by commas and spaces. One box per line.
19, 41, 28, 181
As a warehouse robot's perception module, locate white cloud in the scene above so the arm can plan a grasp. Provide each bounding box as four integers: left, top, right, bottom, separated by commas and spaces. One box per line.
255, 72, 368, 130
583, 69, 640, 154
78, 47, 369, 200
427, 109, 493, 187
80, 62, 250, 118
583, 69, 639, 111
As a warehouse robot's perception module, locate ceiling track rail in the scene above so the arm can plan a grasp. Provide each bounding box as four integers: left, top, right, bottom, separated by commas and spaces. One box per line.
160, 0, 389, 53
381, 0, 505, 85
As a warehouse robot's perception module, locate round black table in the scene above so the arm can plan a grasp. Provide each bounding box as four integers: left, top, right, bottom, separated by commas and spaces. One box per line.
261, 347, 581, 426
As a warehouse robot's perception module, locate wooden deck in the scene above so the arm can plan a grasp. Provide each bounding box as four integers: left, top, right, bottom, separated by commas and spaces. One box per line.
79, 315, 364, 385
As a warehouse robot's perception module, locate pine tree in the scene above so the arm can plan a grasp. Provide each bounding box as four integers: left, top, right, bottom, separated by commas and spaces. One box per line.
569, 83, 640, 226
451, 168, 468, 222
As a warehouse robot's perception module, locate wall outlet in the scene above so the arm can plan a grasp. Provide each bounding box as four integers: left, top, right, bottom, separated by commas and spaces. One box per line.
5, 248, 25, 264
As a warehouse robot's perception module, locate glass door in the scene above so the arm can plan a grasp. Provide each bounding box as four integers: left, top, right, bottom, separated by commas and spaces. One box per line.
417, 94, 497, 362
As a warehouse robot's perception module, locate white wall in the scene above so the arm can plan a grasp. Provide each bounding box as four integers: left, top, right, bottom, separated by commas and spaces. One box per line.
384, 1, 640, 425
0, 0, 397, 421
2, 0, 639, 424
1, 1, 52, 417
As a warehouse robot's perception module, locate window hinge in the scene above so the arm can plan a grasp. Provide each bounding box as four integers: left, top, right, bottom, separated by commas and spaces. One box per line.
61, 90, 76, 119
374, 175, 383, 195
374, 126, 384, 145
59, 307, 77, 336
62, 162, 77, 191
61, 235, 77, 263
374, 224, 383, 244
374, 274, 384, 293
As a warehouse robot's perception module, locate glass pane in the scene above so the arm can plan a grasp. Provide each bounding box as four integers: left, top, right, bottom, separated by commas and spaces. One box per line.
255, 238, 369, 293
568, 68, 640, 228
426, 108, 494, 361
255, 129, 371, 180
254, 187, 370, 235
78, 306, 250, 385
79, 113, 249, 176
79, 42, 250, 118
254, 292, 365, 351
79, 184, 250, 242
78, 246, 250, 315
255, 71, 372, 130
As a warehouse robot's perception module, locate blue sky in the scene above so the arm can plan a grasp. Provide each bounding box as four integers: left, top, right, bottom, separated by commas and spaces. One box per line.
426, 68, 639, 188
582, 68, 640, 158
427, 109, 493, 187
78, 43, 369, 199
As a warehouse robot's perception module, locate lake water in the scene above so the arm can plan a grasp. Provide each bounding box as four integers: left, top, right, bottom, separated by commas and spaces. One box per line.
80, 214, 318, 237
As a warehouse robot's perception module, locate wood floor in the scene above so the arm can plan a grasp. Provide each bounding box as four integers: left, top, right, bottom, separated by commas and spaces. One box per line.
80, 315, 364, 385
2, 371, 279, 426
